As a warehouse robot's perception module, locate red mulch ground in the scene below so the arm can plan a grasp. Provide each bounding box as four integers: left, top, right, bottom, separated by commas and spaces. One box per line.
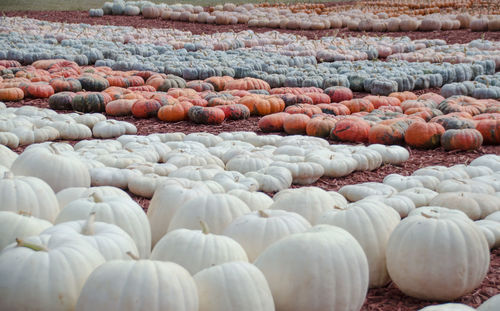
4, 10, 500, 44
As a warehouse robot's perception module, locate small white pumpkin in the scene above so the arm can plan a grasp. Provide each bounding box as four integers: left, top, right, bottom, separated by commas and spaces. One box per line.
270, 161, 324, 185
0, 144, 17, 168
92, 119, 137, 138
305, 149, 357, 177
194, 261, 274, 311
478, 293, 500, 311
75, 257, 198, 311
245, 166, 293, 192
51, 121, 92, 140
339, 182, 397, 202
11, 125, 60, 145
475, 219, 500, 249
226, 189, 273, 211
436, 178, 495, 194
0, 211, 52, 250
90, 167, 142, 189
419, 303, 476, 311
367, 144, 409, 165
0, 131, 20, 148
470, 154, 500, 172
56, 186, 130, 209
254, 225, 369, 311
213, 171, 259, 192
362, 194, 416, 218
398, 187, 438, 207
151, 223, 248, 275
185, 132, 223, 147
0, 234, 105, 311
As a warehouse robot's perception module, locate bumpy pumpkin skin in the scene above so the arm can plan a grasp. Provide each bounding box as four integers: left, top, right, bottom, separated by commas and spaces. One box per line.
217, 104, 250, 120
258, 112, 288, 132
368, 124, 405, 145
324, 86, 353, 103
188, 106, 225, 125
49, 92, 77, 110
49, 78, 82, 93
441, 129, 484, 151
404, 122, 445, 149
0, 87, 24, 101
131, 99, 161, 118
475, 119, 500, 145
71, 93, 107, 113
330, 118, 371, 143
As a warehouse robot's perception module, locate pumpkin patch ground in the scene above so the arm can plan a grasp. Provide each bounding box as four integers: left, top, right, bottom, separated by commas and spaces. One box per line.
1, 1, 500, 310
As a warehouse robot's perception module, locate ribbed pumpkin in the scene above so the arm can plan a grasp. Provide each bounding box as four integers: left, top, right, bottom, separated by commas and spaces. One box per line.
306, 116, 337, 138
105, 99, 137, 116
475, 119, 500, 144
49, 92, 77, 110
224, 78, 270, 91
71, 92, 109, 113
341, 99, 374, 113
258, 112, 288, 132
19, 82, 54, 98
330, 118, 371, 143
77, 75, 110, 91
0, 87, 24, 101
404, 121, 445, 149
304, 92, 330, 105
131, 99, 161, 118
317, 103, 351, 115
389, 91, 418, 102
49, 78, 82, 93
430, 116, 475, 130
438, 96, 486, 116
240, 95, 285, 116
204, 76, 234, 91
217, 104, 250, 120
158, 102, 190, 122
276, 94, 313, 107
368, 123, 405, 145
188, 106, 225, 125
324, 86, 353, 103
285, 104, 322, 117
186, 80, 214, 92
283, 114, 311, 135
364, 96, 401, 109
441, 129, 483, 151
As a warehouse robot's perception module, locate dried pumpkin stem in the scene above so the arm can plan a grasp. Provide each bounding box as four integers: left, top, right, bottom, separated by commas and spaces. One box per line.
16, 238, 48, 252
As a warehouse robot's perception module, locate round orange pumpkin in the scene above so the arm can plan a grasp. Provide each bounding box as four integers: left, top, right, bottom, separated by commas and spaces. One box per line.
0, 87, 24, 101
404, 121, 445, 149
474, 119, 499, 145
131, 99, 161, 118
283, 113, 311, 135
330, 118, 371, 143
258, 112, 289, 132
441, 129, 483, 151
306, 116, 338, 138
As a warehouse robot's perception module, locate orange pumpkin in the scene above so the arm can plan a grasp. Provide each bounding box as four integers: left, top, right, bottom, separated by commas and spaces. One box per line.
330, 118, 371, 143
204, 76, 234, 92
19, 82, 55, 98
341, 99, 374, 113
283, 113, 311, 135
0, 87, 24, 101
105, 99, 137, 116
418, 93, 445, 105
316, 103, 351, 116
240, 95, 285, 116
389, 91, 418, 102
258, 112, 289, 132
364, 95, 401, 109
368, 123, 405, 145
324, 86, 353, 103
306, 116, 338, 137
285, 104, 322, 117
404, 121, 445, 149
303, 92, 330, 105
224, 78, 271, 91
158, 102, 189, 122
475, 119, 500, 144
441, 129, 483, 151
438, 96, 486, 116
188, 106, 225, 124
131, 99, 161, 118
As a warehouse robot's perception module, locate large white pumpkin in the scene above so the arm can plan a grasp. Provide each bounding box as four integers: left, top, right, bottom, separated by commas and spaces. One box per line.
194, 261, 274, 311
0, 211, 52, 250
317, 200, 400, 288
75, 259, 198, 311
55, 194, 151, 258
11, 143, 90, 192
223, 209, 311, 261
386, 210, 490, 300
168, 193, 251, 234
254, 225, 369, 311
226, 189, 273, 211
419, 303, 476, 310
151, 225, 248, 275
0, 172, 59, 222
478, 293, 500, 310
0, 234, 105, 311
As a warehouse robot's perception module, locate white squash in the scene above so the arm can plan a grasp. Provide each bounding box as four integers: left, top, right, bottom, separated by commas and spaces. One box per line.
367, 144, 409, 165
194, 261, 274, 311
168, 193, 251, 234
169, 165, 223, 181
213, 171, 259, 192
383, 173, 424, 191
362, 194, 415, 218
419, 303, 476, 311
90, 166, 142, 189
42, 212, 138, 260
151, 224, 248, 275
0, 234, 105, 311
478, 294, 500, 311
56, 186, 130, 209
11, 125, 60, 145
128, 173, 168, 198
147, 180, 212, 246
470, 154, 500, 172
317, 200, 401, 287
0, 144, 17, 168
223, 209, 311, 261
473, 174, 500, 192
226, 154, 273, 174
254, 225, 369, 311
0, 131, 20, 148
339, 182, 398, 202
55, 194, 151, 258
0, 172, 59, 222
11, 143, 90, 192
475, 220, 500, 249
51, 121, 92, 140
436, 178, 495, 194
245, 166, 293, 192
92, 119, 137, 138
0, 211, 52, 250
226, 189, 273, 211
185, 132, 223, 147
75, 258, 198, 311
270, 161, 324, 185
398, 187, 438, 207
305, 149, 357, 177
386, 209, 490, 300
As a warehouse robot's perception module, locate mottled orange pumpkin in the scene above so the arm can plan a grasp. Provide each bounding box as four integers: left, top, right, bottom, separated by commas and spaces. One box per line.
441, 129, 483, 151
438, 96, 486, 116
330, 117, 371, 143
158, 102, 188, 122
240, 95, 285, 116
341, 99, 374, 114
389, 91, 418, 102
474, 119, 500, 145
188, 106, 225, 124
224, 77, 271, 91
418, 93, 445, 105
306, 116, 338, 137
0, 87, 24, 101
283, 113, 311, 135
131, 99, 162, 118
368, 123, 405, 145
324, 86, 353, 103
364, 95, 401, 109
258, 112, 289, 132
303, 92, 330, 105
204, 76, 234, 92
285, 104, 322, 117
404, 121, 445, 149
105, 99, 137, 116
316, 103, 351, 116
19, 82, 55, 98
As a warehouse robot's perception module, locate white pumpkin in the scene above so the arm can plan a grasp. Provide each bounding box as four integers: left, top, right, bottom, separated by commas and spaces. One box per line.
42, 212, 138, 260
419, 303, 476, 311
398, 187, 438, 207
436, 178, 495, 194
55, 194, 151, 258
92, 119, 137, 138
305, 149, 357, 177
213, 171, 259, 192
151, 224, 248, 275
367, 144, 409, 165
223, 209, 311, 261
475, 220, 500, 249
90, 166, 142, 189
168, 193, 251, 234
194, 261, 274, 311
245, 166, 293, 192
147, 180, 212, 246
470, 154, 500, 172
383, 173, 425, 191
51, 121, 92, 140
128, 173, 168, 198
473, 174, 500, 192
361, 194, 415, 218
95, 152, 145, 169
0, 211, 52, 250
226, 189, 273, 211
254, 225, 369, 311
478, 293, 500, 311
75, 258, 198, 311
317, 200, 401, 287
452, 164, 493, 178
339, 182, 398, 202
412, 165, 469, 181
185, 132, 223, 147
0, 131, 20, 148
386, 209, 490, 300
0, 144, 17, 168
169, 164, 223, 181
226, 154, 273, 174
0, 172, 59, 222
271, 187, 336, 224
11, 125, 60, 145
11, 143, 90, 192
270, 161, 324, 185
71, 112, 106, 129
349, 147, 383, 171
0, 234, 105, 311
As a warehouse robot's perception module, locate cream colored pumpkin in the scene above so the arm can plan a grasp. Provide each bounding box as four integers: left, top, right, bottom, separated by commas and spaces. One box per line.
386, 209, 490, 300
226, 154, 273, 174
75, 258, 198, 311
478, 294, 500, 311
270, 161, 324, 185
128, 173, 168, 198
226, 189, 273, 211
90, 167, 142, 189
11, 144, 90, 192
169, 165, 223, 181
185, 132, 223, 147
254, 225, 369, 311
0, 131, 20, 148
436, 178, 495, 194
168, 193, 251, 234
318, 200, 401, 287
147, 180, 211, 246
0, 144, 17, 168
42, 212, 138, 260
194, 261, 274, 311
0, 211, 52, 250
151, 225, 248, 275
367, 144, 409, 165
305, 149, 357, 177
412, 165, 468, 181
56, 186, 130, 209
55, 194, 151, 258
475, 220, 500, 249
362, 194, 415, 218
51, 121, 92, 140
419, 303, 476, 311
213, 171, 259, 192
398, 187, 438, 207
223, 209, 311, 261
0, 172, 59, 222
0, 234, 105, 311
339, 182, 397, 202
383, 174, 425, 191
92, 119, 137, 138
11, 125, 60, 145
71, 112, 106, 129
245, 166, 293, 192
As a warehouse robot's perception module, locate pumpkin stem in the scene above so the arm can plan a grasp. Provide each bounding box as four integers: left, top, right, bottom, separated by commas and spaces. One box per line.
420, 211, 436, 219
90, 192, 104, 203
200, 220, 210, 234
18, 210, 32, 217
126, 251, 140, 260
258, 210, 269, 218
82, 212, 96, 235
48, 142, 60, 155
16, 238, 48, 252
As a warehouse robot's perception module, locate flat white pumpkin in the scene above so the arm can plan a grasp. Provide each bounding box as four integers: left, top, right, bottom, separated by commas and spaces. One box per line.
223, 209, 311, 261
0, 144, 17, 168
470, 154, 500, 172
305, 149, 357, 177
151, 225, 248, 275
245, 166, 293, 192
475, 220, 500, 249
339, 182, 398, 202
0, 234, 105, 311
56, 186, 130, 209
367, 144, 409, 165
398, 187, 438, 207
254, 225, 369, 311
75, 258, 198, 311
226, 189, 273, 211
0, 211, 52, 250
194, 261, 274, 311
270, 161, 324, 185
